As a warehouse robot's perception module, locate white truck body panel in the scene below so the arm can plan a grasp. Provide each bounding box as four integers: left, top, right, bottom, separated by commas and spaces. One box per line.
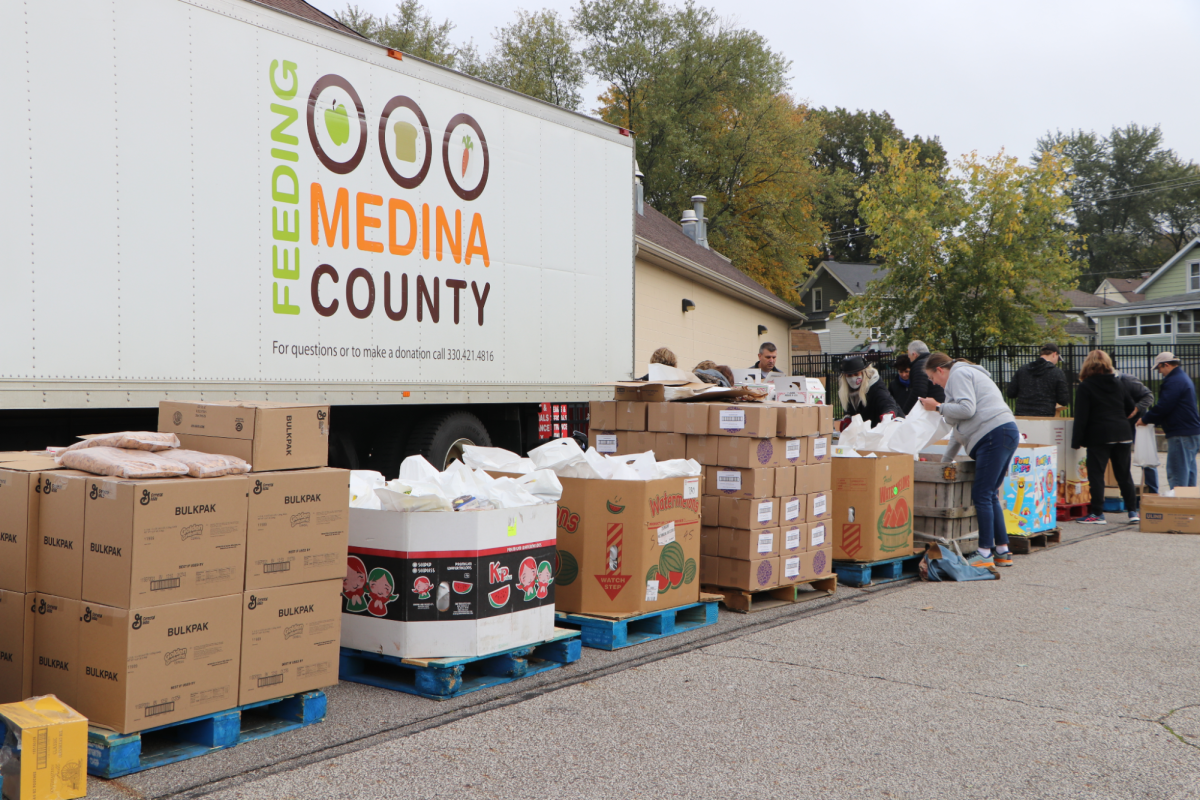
0, 0, 634, 408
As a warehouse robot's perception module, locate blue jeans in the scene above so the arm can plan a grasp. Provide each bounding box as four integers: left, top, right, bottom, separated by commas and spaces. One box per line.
969, 422, 1020, 551
1143, 466, 1159, 494
1166, 434, 1200, 489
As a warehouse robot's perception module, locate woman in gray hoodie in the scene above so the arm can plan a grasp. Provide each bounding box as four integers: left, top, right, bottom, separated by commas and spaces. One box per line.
918, 353, 1019, 568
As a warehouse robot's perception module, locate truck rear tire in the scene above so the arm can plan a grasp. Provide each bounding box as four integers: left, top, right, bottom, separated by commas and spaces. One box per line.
405, 411, 493, 470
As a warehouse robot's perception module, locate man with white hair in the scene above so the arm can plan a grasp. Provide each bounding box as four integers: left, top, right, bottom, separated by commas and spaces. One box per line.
906, 340, 944, 409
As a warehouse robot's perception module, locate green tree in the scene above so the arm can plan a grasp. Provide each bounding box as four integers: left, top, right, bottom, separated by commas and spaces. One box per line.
480, 10, 585, 110
810, 107, 945, 264
839, 141, 1079, 350
335, 1, 475, 70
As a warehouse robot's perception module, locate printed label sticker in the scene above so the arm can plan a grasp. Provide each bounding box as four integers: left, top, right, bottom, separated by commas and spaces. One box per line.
786, 440, 801, 460
645, 580, 658, 602
757, 501, 774, 523
683, 477, 699, 499
719, 409, 745, 429
813, 494, 827, 517
785, 499, 800, 521
757, 532, 773, 554
657, 521, 676, 546
811, 523, 826, 546
596, 435, 618, 454
785, 527, 800, 549
716, 471, 742, 490
784, 556, 800, 578
814, 437, 828, 457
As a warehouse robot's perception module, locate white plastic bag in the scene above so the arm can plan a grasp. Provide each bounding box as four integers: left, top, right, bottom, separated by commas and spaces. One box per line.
656, 458, 703, 478
886, 405, 954, 456
837, 415, 868, 449
349, 471, 384, 509
462, 446, 535, 474
1133, 425, 1160, 468
398, 455, 441, 483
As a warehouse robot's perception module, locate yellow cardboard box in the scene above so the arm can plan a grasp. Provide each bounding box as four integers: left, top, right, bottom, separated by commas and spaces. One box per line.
0, 695, 87, 800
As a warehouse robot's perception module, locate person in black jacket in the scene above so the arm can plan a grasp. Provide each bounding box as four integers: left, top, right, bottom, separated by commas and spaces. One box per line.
838, 355, 904, 427
1119, 372, 1158, 493
906, 341, 945, 405
889, 354, 913, 413
1072, 350, 1137, 524
1007, 343, 1069, 416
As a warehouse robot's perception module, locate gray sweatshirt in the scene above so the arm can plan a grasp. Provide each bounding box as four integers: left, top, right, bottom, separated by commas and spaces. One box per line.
940, 362, 1017, 461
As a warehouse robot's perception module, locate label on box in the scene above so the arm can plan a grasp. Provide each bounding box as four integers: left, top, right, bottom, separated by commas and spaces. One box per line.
813, 437, 828, 457
784, 498, 800, 521
645, 580, 658, 602
785, 527, 800, 550
784, 556, 800, 578
683, 477, 699, 499
94, 479, 119, 500
778, 387, 804, 403
596, 435, 618, 454
811, 523, 826, 546
757, 532, 773, 554
719, 409, 745, 430
657, 521, 676, 545
813, 494, 827, 516
717, 471, 742, 490
757, 501, 774, 523
786, 440, 801, 460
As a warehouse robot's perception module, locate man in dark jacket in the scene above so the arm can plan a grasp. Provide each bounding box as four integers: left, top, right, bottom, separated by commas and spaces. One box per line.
749, 342, 786, 380
1120, 372, 1158, 493
1007, 343, 1069, 416
906, 341, 945, 405
1139, 352, 1200, 489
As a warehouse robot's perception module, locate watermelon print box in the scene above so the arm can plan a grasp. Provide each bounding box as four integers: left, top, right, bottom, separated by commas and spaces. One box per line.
342, 505, 557, 659
831, 452, 914, 562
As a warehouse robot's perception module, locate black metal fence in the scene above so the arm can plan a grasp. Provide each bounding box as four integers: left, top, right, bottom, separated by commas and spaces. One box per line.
793, 344, 1200, 419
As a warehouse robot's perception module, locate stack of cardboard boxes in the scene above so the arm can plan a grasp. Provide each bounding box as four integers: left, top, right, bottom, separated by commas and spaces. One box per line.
590, 399, 835, 594
0, 402, 348, 735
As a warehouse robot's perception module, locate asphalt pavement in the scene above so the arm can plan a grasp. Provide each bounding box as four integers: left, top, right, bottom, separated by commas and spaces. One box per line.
87, 519, 1200, 800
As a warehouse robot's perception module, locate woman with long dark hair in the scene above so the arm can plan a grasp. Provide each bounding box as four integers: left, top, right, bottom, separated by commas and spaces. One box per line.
1072, 350, 1138, 524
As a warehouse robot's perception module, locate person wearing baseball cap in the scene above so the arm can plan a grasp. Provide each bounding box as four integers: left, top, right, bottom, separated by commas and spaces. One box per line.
1138, 352, 1200, 489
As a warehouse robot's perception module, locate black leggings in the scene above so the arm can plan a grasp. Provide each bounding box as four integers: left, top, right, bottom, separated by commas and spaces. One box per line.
1086, 442, 1138, 516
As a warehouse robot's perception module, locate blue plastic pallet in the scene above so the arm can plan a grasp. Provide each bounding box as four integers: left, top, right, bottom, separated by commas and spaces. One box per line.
87, 690, 326, 779
555, 600, 718, 650
1103, 497, 1126, 512
339, 627, 582, 700
832, 553, 924, 587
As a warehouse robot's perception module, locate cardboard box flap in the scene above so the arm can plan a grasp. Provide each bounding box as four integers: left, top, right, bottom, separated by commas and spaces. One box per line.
0, 457, 65, 472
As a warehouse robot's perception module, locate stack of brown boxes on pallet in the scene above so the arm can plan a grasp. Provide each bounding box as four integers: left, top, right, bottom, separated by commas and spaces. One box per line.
0, 402, 348, 734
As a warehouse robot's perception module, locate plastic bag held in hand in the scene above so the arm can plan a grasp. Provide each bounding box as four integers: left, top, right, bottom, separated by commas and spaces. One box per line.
837, 415, 868, 449
1133, 425, 1161, 468
886, 404, 953, 455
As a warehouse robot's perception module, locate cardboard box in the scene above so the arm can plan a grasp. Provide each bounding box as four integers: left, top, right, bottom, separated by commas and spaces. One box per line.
0, 590, 35, 704
612, 383, 667, 402
1140, 495, 1200, 533
73, 594, 243, 733
780, 496, 803, 525
589, 430, 620, 455
700, 526, 720, 556
614, 402, 648, 431
240, 579, 341, 705
807, 491, 830, 522
718, 497, 778, 529
717, 556, 779, 591
806, 435, 831, 464
244, 468, 350, 591
82, 475, 248, 609
588, 430, 655, 456
546, 475, 701, 617
704, 468, 774, 499
0, 459, 61, 594
1016, 417, 1084, 483
718, 527, 779, 559
794, 463, 833, 496
686, 435, 721, 466
344, 504, 558, 656
832, 453, 914, 561
0, 695, 87, 800
774, 467, 796, 497
1001, 443, 1057, 534
672, 403, 710, 435
647, 403, 675, 432
159, 401, 330, 473
35, 471, 90, 600
707, 405, 778, 437
779, 438, 806, 467
770, 404, 819, 438
780, 523, 805, 555
701, 495, 720, 525
716, 437, 785, 469
700, 555, 719, 585
780, 545, 832, 585
808, 519, 829, 550
653, 433, 689, 462
816, 405, 835, 434
589, 401, 617, 431
29, 595, 80, 704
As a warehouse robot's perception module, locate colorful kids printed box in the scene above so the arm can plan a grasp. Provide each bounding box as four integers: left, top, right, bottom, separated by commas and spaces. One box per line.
342, 505, 556, 659
1001, 443, 1058, 535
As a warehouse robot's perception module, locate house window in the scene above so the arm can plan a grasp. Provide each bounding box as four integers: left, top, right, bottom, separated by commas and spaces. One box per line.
1180, 310, 1196, 334
1117, 314, 1173, 337
870, 327, 882, 340
813, 288, 823, 312
1190, 262, 1200, 292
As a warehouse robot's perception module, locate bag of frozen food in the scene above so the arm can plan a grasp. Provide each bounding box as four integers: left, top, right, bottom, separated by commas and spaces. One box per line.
156, 449, 251, 478
57, 446, 189, 478
62, 431, 180, 453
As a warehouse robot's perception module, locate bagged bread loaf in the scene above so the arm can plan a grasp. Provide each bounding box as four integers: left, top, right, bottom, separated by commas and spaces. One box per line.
63, 431, 180, 452
157, 449, 251, 478
57, 446, 189, 478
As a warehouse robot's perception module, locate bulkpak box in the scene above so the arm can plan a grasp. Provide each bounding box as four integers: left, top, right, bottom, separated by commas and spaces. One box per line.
0, 458, 61, 594
0, 590, 35, 704
0, 695, 87, 800
1016, 417, 1083, 483
82, 475, 247, 609
244, 469, 350, 590
1140, 495, 1200, 534
30, 596, 79, 704
36, 471, 90, 600
551, 475, 702, 617
832, 452, 914, 562
708, 405, 778, 437
158, 401, 330, 472
71, 594, 243, 734
343, 504, 557, 658
240, 579, 341, 705
1001, 443, 1057, 535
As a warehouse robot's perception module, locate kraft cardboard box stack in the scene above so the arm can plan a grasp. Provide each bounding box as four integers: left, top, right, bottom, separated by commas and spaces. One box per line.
158, 400, 330, 472
831, 452, 914, 562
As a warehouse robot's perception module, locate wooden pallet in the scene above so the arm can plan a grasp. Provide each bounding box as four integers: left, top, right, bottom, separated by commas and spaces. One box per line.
1056, 502, 1088, 521
1006, 529, 1062, 554
702, 576, 836, 614
555, 598, 719, 650
338, 628, 582, 700
832, 553, 924, 587
87, 690, 326, 779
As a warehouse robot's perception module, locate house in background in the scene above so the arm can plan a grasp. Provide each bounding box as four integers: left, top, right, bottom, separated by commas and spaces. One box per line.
796, 261, 890, 352
1093, 277, 1145, 305
1088, 237, 1200, 345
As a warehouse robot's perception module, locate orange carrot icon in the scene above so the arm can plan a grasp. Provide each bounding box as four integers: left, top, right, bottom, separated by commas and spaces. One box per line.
461, 134, 474, 177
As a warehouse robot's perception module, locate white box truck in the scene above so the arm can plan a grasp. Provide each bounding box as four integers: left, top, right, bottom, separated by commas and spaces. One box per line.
0, 0, 635, 472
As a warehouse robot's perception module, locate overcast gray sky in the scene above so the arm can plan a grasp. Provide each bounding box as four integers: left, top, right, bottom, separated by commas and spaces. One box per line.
311, 0, 1200, 166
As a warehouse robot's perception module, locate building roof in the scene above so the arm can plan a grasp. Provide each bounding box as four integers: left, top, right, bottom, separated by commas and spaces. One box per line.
798, 261, 888, 296
635, 204, 803, 320
1134, 236, 1200, 294
1098, 277, 1146, 302
1087, 291, 1200, 317
250, 0, 362, 36
1063, 289, 1123, 310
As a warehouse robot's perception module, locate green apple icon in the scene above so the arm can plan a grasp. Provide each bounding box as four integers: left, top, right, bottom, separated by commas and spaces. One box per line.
325, 99, 350, 146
